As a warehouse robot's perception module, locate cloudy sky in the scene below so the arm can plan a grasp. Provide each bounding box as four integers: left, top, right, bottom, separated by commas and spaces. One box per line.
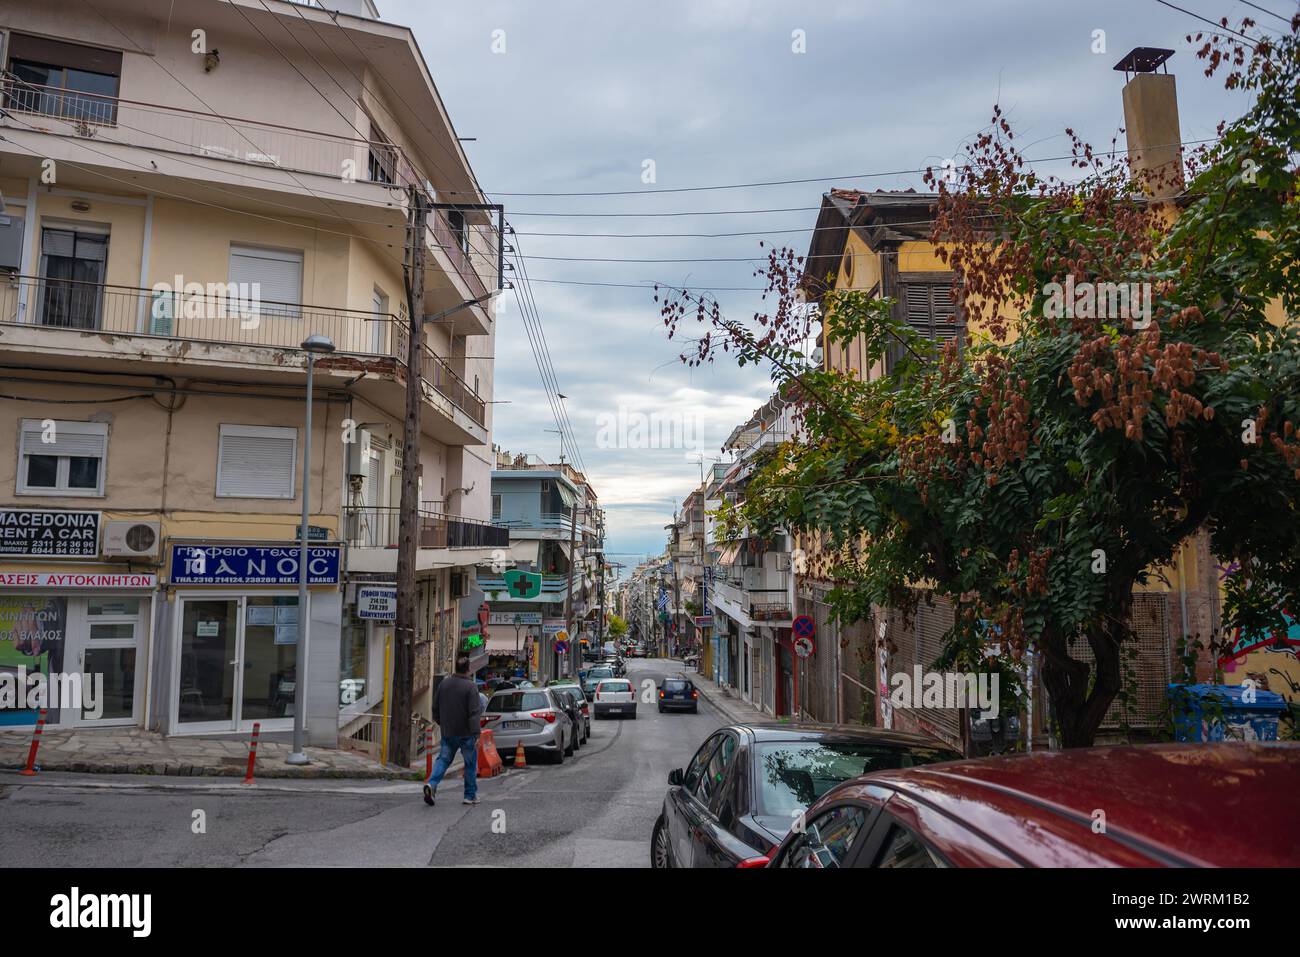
385, 0, 1284, 573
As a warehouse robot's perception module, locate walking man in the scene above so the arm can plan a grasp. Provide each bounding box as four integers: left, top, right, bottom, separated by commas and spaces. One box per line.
423, 655, 483, 807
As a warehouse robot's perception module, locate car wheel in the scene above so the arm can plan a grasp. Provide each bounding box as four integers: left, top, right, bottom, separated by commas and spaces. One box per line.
630, 710, 637, 720
553, 740, 565, 765
651, 815, 673, 869
565, 728, 576, 756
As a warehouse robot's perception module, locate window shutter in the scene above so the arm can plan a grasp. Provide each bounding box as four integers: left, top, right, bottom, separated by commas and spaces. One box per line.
365, 453, 382, 508
229, 246, 303, 316
217, 426, 296, 498
900, 281, 965, 354
21, 421, 106, 457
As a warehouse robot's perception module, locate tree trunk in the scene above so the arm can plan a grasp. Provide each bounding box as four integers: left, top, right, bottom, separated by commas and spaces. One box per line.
1039, 607, 1127, 748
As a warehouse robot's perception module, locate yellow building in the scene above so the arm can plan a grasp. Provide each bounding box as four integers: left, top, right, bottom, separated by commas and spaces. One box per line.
0, 0, 504, 750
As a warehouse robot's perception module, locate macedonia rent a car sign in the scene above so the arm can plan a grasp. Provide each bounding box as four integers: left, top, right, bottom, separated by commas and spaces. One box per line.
0, 509, 101, 558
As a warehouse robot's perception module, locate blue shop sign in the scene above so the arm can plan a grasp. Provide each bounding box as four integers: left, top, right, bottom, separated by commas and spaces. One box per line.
170, 545, 341, 585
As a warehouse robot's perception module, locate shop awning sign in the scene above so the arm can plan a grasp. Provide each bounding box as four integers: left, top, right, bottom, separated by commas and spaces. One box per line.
0, 509, 100, 558
169, 545, 341, 585
357, 586, 397, 620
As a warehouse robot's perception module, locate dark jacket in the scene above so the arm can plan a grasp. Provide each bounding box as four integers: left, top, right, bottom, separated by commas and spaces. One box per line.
432, 674, 483, 737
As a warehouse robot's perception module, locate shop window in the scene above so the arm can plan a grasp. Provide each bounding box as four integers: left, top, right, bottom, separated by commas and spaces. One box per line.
339, 605, 368, 709
216, 424, 296, 499
18, 418, 107, 496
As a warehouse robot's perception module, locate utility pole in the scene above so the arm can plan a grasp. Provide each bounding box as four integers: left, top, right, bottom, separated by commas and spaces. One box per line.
562, 500, 579, 675
391, 186, 428, 769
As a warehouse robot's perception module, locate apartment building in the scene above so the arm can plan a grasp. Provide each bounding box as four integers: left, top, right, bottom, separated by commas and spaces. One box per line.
707, 392, 798, 714
0, 0, 504, 749
483, 451, 605, 682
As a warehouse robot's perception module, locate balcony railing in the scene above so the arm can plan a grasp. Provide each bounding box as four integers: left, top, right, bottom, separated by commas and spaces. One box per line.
427, 210, 494, 301
0, 275, 486, 427
344, 507, 508, 549
0, 73, 423, 191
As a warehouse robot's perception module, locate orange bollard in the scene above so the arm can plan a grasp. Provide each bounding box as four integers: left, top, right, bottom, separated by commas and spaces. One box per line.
425, 727, 434, 779
477, 730, 503, 778
18, 709, 47, 776
242, 722, 261, 785
513, 740, 527, 768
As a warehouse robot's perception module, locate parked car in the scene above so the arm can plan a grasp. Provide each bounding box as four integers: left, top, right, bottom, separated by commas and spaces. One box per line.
602, 655, 627, 677
552, 689, 584, 753
592, 677, 638, 719
480, 687, 577, 765
582, 666, 615, 697
658, 676, 698, 713
652, 724, 960, 869
764, 742, 1300, 868
547, 680, 591, 743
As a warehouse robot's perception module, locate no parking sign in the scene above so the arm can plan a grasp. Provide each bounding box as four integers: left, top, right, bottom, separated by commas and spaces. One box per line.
792, 615, 816, 658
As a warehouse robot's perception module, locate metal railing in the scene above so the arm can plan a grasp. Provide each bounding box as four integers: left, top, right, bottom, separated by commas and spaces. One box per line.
344, 506, 509, 549
427, 210, 494, 301
0, 72, 421, 190
0, 275, 486, 427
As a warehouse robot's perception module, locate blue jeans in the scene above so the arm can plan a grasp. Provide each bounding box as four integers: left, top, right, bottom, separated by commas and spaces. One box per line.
427, 733, 479, 800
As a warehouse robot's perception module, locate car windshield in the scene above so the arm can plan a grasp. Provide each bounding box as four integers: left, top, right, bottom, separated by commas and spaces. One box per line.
551, 683, 584, 699
488, 691, 548, 713
587, 668, 613, 678
664, 679, 690, 691
599, 681, 632, 692
754, 741, 959, 817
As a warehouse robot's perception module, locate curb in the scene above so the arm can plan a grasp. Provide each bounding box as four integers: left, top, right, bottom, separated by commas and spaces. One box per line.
4, 759, 423, 781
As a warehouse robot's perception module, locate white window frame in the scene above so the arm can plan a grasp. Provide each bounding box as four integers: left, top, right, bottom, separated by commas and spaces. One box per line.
215, 423, 297, 499
227, 243, 304, 318
17, 418, 107, 496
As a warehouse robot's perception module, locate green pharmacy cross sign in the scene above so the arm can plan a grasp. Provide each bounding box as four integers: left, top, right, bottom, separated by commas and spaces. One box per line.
462, 632, 485, 651
503, 569, 543, 600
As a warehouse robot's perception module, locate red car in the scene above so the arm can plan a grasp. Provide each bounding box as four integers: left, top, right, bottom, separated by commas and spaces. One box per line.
765, 743, 1300, 868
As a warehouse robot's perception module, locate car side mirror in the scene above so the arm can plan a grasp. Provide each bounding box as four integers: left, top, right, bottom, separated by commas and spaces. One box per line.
668, 768, 684, 786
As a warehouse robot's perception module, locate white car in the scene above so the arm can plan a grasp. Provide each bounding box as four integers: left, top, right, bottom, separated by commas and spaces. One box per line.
592, 677, 637, 719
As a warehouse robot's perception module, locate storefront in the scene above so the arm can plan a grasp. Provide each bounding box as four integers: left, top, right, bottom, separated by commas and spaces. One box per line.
156, 543, 342, 745
0, 570, 156, 729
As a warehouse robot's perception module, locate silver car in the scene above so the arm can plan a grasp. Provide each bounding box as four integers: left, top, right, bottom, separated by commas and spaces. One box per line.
482, 687, 577, 765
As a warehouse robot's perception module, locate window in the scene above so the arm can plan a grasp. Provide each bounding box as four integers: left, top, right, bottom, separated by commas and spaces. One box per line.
874, 822, 946, 868
228, 245, 303, 320
371, 289, 389, 354
5, 34, 122, 124
697, 733, 738, 808
491, 494, 502, 521
447, 208, 469, 255
18, 419, 107, 495
780, 805, 870, 869
38, 226, 108, 329
216, 424, 296, 499
683, 734, 722, 795
366, 118, 398, 185
487, 691, 548, 712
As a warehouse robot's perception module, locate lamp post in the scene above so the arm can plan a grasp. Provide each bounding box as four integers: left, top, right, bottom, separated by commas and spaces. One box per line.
286, 333, 335, 766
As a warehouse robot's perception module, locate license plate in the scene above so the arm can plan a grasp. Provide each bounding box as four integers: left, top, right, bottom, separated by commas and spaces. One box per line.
502, 720, 530, 729
607, 707, 622, 713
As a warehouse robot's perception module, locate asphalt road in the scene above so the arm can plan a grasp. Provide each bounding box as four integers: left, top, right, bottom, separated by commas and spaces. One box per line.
0, 658, 722, 868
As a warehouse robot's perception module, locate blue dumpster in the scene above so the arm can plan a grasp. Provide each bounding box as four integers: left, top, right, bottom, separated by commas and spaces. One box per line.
1168, 683, 1288, 742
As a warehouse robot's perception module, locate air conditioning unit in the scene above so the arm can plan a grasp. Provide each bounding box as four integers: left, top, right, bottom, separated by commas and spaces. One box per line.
449, 571, 467, 599
346, 428, 372, 478
103, 520, 161, 559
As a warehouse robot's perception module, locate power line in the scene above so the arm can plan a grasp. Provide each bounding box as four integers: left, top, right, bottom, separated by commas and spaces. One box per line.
455, 138, 1220, 199
1236, 0, 1294, 24
1152, 0, 1261, 48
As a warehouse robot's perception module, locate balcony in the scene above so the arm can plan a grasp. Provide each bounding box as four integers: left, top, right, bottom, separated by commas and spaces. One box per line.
0, 72, 423, 195
423, 208, 498, 338
0, 275, 486, 436
494, 511, 593, 536
711, 566, 792, 625
344, 506, 508, 574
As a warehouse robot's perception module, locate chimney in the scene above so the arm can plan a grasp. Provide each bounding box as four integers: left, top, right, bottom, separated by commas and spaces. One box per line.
1114, 47, 1183, 201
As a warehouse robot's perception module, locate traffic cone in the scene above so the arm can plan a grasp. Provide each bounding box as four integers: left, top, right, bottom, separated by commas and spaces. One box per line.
514, 741, 527, 768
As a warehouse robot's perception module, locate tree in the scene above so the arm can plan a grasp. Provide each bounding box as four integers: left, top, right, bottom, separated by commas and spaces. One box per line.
607, 614, 629, 639
659, 18, 1300, 747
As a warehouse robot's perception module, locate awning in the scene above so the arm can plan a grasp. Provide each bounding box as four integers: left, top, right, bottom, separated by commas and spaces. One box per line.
556, 539, 573, 562
716, 543, 740, 566
557, 483, 576, 507
486, 633, 524, 654
508, 540, 540, 565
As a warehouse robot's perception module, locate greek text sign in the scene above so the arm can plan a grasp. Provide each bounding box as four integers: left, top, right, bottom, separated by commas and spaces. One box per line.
169, 545, 341, 585
357, 586, 397, 620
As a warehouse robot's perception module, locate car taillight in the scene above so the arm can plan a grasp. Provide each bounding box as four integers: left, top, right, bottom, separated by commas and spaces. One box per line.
659, 690, 665, 698
692, 690, 698, 698
581, 704, 589, 715
530, 710, 557, 724
737, 855, 770, 868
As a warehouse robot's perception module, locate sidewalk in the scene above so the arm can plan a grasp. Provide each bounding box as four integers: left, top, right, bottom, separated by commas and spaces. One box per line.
667, 658, 772, 725
0, 726, 427, 780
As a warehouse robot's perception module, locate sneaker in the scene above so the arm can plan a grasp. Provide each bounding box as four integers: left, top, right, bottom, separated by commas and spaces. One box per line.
462, 796, 481, 805
422, 784, 435, 806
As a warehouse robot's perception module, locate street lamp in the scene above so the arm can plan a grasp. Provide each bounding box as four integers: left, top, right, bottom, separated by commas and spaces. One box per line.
287, 333, 335, 766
